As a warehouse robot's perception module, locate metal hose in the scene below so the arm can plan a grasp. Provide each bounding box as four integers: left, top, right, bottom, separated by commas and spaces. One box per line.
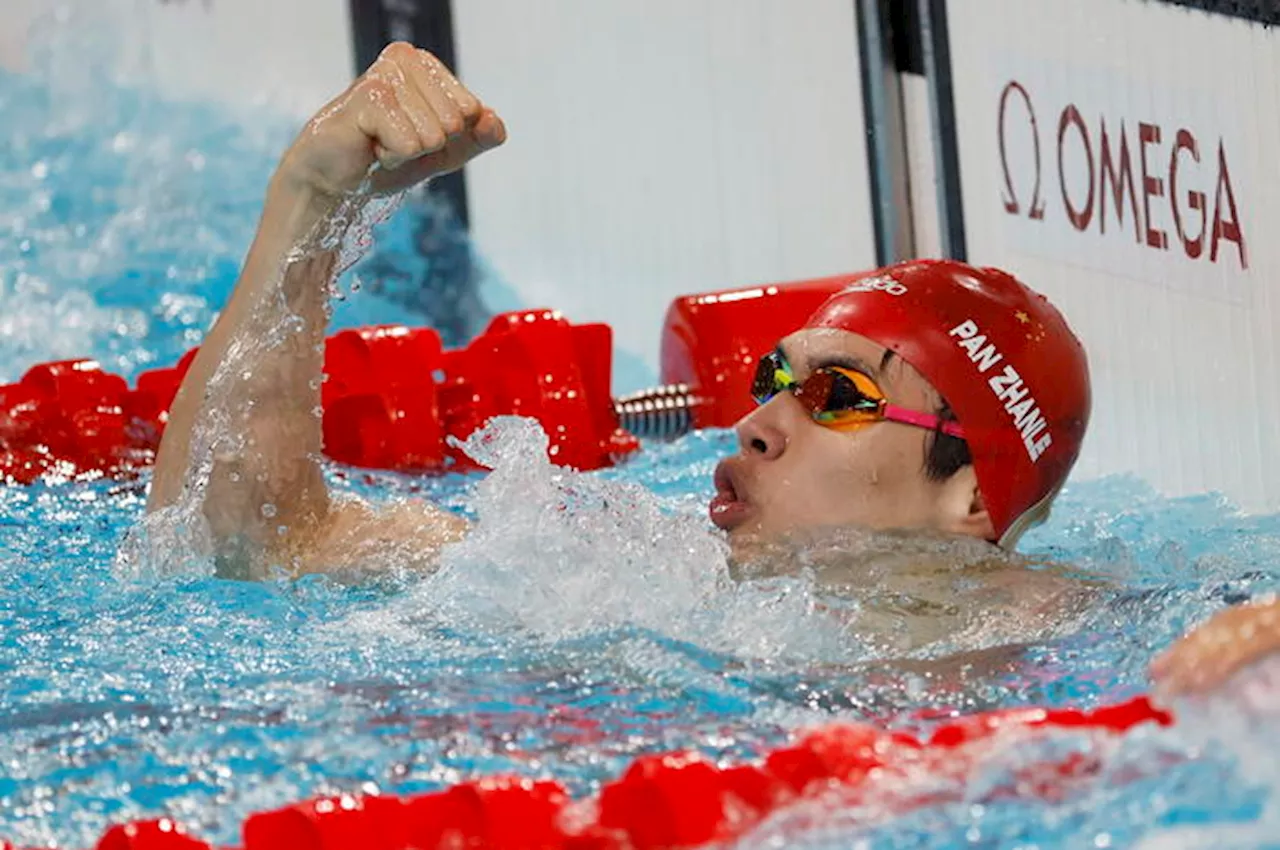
613, 384, 700, 440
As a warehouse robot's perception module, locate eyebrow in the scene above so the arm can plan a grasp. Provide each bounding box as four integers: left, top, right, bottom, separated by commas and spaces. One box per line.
777, 343, 884, 380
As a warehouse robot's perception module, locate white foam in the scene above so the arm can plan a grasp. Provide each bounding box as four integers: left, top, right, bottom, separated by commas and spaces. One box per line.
411, 416, 849, 662
1131, 656, 1280, 849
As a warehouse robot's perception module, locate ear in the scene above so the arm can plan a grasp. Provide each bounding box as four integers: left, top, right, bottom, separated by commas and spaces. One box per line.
936, 465, 996, 541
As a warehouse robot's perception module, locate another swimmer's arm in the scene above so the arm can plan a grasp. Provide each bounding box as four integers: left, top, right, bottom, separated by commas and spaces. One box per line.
1151, 596, 1280, 694
147, 44, 505, 572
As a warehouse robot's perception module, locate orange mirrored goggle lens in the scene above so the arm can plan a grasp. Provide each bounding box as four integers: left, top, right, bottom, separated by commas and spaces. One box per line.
750, 351, 884, 429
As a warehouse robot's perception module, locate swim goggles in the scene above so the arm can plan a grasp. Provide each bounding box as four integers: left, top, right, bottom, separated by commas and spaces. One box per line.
750, 349, 966, 438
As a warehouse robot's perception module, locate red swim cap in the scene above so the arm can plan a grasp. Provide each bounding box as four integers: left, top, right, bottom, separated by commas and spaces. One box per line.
804, 259, 1090, 546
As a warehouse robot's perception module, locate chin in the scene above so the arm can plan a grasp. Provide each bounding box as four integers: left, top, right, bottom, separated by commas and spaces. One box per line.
724, 518, 782, 557
725, 516, 764, 540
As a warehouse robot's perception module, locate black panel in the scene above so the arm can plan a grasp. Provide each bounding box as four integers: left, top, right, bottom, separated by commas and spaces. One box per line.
1153, 0, 1280, 26
889, 0, 925, 75
919, 0, 967, 260
857, 0, 916, 265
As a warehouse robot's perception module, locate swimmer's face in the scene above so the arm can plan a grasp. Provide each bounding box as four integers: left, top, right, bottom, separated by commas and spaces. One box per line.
711, 328, 994, 546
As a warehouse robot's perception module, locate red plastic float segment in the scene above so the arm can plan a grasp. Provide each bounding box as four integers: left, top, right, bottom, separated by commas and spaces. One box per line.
243, 794, 409, 850
1081, 696, 1173, 731
434, 346, 489, 471
927, 706, 1060, 748
0, 381, 54, 484
243, 779, 572, 850
927, 696, 1173, 749
597, 753, 736, 848
719, 764, 784, 814
95, 819, 210, 850
321, 325, 445, 470
20, 359, 129, 408
405, 777, 570, 849
767, 723, 917, 793
461, 310, 603, 470
439, 310, 634, 472
659, 274, 860, 428
0, 359, 135, 482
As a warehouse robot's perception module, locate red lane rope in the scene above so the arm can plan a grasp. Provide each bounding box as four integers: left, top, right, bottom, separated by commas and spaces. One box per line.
3, 695, 1172, 850
0, 312, 638, 486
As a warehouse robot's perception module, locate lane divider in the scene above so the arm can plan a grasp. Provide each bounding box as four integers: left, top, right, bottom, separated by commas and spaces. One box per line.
1, 695, 1172, 850
0, 310, 638, 484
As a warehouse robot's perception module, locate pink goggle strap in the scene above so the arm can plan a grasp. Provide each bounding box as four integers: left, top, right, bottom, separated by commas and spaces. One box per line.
881, 403, 966, 439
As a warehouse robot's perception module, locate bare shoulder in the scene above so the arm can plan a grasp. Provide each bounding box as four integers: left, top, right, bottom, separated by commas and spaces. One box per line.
295, 496, 469, 576
811, 532, 1103, 652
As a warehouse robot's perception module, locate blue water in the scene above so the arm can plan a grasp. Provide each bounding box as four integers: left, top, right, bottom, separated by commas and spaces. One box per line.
2, 17, 1280, 850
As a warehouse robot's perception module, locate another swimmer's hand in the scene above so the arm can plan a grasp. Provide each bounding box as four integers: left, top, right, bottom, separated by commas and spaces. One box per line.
273, 42, 506, 215
1151, 596, 1280, 695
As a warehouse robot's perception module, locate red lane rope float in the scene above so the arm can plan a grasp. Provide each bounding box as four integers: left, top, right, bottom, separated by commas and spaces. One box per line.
2, 696, 1172, 850
0, 309, 640, 485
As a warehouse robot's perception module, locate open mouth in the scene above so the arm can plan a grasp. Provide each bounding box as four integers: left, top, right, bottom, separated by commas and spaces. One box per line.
709, 459, 752, 531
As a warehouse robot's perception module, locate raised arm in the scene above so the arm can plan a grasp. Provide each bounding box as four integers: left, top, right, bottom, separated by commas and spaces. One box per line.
147, 44, 506, 574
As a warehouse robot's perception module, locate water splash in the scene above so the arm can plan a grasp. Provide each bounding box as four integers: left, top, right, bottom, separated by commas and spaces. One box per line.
406, 416, 849, 662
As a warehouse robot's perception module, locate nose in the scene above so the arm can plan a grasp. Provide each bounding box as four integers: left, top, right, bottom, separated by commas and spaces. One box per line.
735, 405, 789, 460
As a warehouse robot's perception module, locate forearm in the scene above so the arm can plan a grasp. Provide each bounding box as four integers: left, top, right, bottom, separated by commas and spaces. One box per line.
148, 177, 344, 556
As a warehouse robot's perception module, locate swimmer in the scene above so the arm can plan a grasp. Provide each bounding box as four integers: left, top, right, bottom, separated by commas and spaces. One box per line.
1151, 596, 1280, 695
147, 46, 1094, 648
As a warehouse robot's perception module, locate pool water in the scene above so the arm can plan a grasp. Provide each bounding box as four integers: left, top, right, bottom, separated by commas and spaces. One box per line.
3, 15, 1280, 850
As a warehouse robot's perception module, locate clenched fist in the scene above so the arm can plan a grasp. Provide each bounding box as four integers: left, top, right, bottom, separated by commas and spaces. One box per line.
275, 42, 506, 208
